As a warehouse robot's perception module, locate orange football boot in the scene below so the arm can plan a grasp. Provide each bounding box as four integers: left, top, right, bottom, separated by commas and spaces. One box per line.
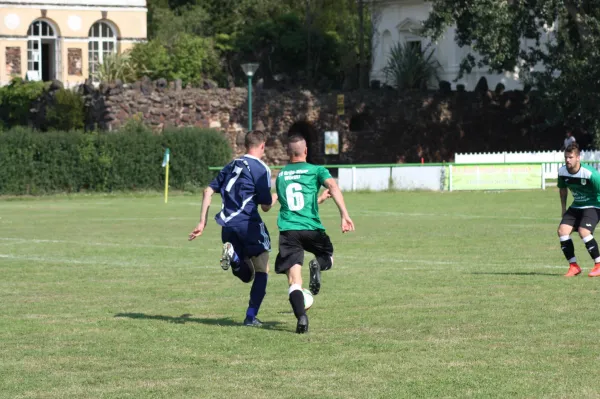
565, 263, 582, 277
588, 264, 600, 277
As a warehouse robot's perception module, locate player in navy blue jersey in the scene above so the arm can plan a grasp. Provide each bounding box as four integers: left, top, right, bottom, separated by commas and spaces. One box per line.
189, 130, 275, 326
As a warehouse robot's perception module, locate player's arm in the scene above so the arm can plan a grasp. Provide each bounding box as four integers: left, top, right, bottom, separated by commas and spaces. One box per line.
559, 188, 568, 217
261, 193, 278, 212
317, 189, 331, 204
557, 174, 568, 217
323, 177, 355, 233
189, 166, 227, 240
253, 165, 275, 212
189, 186, 215, 241
591, 170, 600, 193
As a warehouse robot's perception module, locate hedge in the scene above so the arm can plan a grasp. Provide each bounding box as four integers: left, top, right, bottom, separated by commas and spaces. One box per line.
0, 125, 232, 195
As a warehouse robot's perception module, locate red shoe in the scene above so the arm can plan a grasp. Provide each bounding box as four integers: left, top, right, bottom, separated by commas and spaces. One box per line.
565, 263, 581, 277
589, 264, 600, 277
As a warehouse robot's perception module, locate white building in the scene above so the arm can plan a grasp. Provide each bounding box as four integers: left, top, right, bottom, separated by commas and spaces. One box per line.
370, 0, 553, 91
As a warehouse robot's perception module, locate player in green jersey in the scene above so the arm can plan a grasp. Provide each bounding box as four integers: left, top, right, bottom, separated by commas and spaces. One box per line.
557, 143, 600, 277
274, 134, 355, 333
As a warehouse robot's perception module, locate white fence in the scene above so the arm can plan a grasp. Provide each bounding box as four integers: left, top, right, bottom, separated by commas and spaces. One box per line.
338, 166, 444, 191
455, 150, 600, 177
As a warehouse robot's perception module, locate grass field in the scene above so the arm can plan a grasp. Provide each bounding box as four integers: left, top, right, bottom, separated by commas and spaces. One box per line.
2, 189, 600, 398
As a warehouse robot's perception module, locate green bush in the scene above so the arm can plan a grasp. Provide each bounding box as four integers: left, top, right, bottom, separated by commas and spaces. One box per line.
382, 42, 442, 91
0, 78, 47, 128
130, 35, 222, 87
45, 88, 85, 131
0, 126, 232, 195
91, 51, 140, 84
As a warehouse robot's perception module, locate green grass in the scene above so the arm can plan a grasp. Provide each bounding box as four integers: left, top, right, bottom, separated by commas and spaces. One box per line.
1, 190, 599, 398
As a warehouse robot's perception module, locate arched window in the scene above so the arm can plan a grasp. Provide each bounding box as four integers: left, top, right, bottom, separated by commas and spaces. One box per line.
27, 20, 58, 81
381, 30, 392, 60
88, 21, 117, 79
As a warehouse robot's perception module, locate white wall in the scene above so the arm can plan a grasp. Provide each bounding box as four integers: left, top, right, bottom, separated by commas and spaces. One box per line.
371, 0, 553, 91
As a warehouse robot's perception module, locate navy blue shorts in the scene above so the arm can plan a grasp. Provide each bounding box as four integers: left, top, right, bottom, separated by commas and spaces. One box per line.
222, 221, 271, 260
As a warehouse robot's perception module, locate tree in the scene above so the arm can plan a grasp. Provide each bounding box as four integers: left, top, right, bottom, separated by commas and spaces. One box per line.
130, 35, 221, 87
144, 0, 373, 90
423, 0, 600, 141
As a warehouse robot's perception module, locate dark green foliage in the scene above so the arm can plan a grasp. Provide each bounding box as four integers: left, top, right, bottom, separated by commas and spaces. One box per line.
142, 0, 372, 89
0, 78, 47, 128
130, 35, 221, 87
382, 42, 441, 91
0, 79, 86, 131
162, 127, 232, 190
45, 89, 85, 131
0, 126, 231, 195
423, 0, 600, 142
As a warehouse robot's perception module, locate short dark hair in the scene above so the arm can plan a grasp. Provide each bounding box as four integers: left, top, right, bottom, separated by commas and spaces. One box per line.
287, 134, 305, 145
245, 130, 266, 148
287, 134, 306, 157
565, 142, 580, 154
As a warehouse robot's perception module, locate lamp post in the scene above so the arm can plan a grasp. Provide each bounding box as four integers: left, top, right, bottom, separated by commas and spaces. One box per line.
241, 63, 259, 131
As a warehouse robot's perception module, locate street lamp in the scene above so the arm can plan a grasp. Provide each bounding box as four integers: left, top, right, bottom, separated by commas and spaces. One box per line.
241, 63, 259, 131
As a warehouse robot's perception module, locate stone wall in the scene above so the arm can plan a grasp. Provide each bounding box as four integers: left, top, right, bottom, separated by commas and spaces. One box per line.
82, 78, 568, 165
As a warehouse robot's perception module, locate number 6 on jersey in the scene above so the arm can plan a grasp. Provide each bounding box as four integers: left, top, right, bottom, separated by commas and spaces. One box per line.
286, 183, 304, 211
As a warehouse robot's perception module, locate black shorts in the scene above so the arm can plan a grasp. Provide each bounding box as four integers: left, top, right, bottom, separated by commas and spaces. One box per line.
274, 230, 334, 274
560, 207, 600, 233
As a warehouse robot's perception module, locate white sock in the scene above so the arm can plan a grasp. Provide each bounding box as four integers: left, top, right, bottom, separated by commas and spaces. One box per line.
288, 284, 301, 295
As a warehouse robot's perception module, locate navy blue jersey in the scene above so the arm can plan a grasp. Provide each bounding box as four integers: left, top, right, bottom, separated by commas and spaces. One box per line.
209, 155, 272, 227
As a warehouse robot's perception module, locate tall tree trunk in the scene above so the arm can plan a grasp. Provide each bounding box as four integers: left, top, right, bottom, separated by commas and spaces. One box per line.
358, 0, 365, 89
305, 0, 312, 87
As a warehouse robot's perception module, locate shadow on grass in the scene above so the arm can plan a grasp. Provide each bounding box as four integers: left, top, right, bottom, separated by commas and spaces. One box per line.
470, 272, 560, 276
114, 312, 286, 330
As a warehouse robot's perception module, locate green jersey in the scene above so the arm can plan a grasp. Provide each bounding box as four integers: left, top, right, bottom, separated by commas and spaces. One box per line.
557, 164, 600, 208
276, 162, 332, 231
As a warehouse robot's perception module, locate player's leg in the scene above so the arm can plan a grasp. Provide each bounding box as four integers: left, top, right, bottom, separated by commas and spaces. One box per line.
577, 209, 600, 277
219, 227, 240, 270
274, 231, 308, 333
287, 264, 308, 334
243, 222, 271, 326
222, 227, 255, 283
304, 230, 334, 295
220, 227, 241, 271
558, 208, 580, 276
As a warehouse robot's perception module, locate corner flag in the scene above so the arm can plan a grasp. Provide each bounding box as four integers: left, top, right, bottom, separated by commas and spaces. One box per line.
163, 148, 170, 203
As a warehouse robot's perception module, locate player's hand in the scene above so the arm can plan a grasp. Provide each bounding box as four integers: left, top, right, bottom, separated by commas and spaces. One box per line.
188, 222, 205, 241
318, 189, 331, 204
341, 215, 355, 233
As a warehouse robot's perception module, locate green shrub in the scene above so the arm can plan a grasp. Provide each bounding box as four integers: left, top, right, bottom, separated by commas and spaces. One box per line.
130, 35, 222, 87
382, 42, 442, 91
0, 78, 47, 128
0, 126, 231, 195
92, 51, 141, 84
45, 88, 85, 131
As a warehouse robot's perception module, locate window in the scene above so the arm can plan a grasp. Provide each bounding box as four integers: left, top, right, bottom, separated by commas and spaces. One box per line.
27, 20, 58, 81
381, 30, 392, 59
88, 21, 117, 80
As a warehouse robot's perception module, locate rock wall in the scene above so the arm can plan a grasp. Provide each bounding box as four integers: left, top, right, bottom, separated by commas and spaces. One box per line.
82, 78, 569, 165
